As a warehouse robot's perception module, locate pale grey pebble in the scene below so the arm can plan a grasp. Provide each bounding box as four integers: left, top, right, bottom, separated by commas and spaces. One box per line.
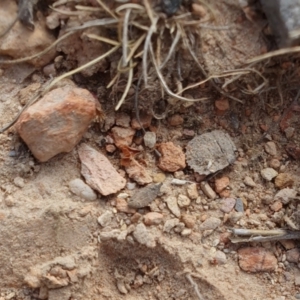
97, 211, 114, 227
69, 178, 97, 201
144, 131, 156, 148
13, 176, 25, 188
199, 217, 221, 231
163, 218, 180, 232
274, 188, 297, 204
165, 196, 181, 217
126, 182, 136, 190
260, 168, 278, 181
133, 223, 156, 248
244, 176, 256, 187
235, 198, 244, 212
213, 250, 227, 265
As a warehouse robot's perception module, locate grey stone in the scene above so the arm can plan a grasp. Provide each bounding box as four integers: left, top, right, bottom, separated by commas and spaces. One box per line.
235, 198, 244, 212
199, 217, 221, 230
186, 130, 236, 175
69, 178, 97, 201
274, 188, 297, 204
244, 176, 256, 187
166, 196, 181, 217
261, 168, 278, 181
163, 218, 180, 232
128, 183, 162, 208
97, 211, 114, 227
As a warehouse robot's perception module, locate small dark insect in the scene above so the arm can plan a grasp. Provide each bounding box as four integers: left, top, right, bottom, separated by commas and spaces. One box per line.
161, 0, 182, 16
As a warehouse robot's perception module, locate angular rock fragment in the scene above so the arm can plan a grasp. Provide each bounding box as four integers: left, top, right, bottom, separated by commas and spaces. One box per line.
186, 130, 236, 175
128, 183, 162, 208
78, 143, 126, 196
238, 247, 277, 272
16, 86, 99, 162
157, 142, 186, 172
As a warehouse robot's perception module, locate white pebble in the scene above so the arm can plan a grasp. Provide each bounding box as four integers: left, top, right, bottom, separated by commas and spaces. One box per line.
69, 178, 97, 201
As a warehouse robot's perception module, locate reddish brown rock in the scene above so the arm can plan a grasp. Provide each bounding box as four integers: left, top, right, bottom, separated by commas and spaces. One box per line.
168, 114, 184, 126
111, 126, 135, 148
157, 142, 186, 172
275, 173, 294, 189
16, 86, 98, 162
78, 143, 126, 196
143, 212, 164, 226
238, 247, 277, 272
215, 176, 230, 194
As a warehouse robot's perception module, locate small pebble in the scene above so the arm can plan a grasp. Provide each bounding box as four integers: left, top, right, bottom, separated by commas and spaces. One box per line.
244, 176, 256, 187
264, 141, 277, 156
261, 168, 278, 181
187, 183, 198, 200
127, 182, 136, 190
200, 182, 216, 199
181, 214, 196, 229
97, 211, 114, 227
181, 228, 192, 236
177, 194, 191, 208
235, 198, 244, 212
199, 217, 221, 230
163, 218, 180, 232
153, 173, 166, 183
144, 131, 156, 148
166, 196, 181, 217
69, 178, 97, 201
13, 177, 25, 188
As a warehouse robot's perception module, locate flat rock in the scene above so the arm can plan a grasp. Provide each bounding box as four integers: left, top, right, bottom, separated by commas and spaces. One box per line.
69, 178, 97, 201
244, 176, 256, 187
157, 142, 186, 172
16, 86, 98, 162
97, 211, 114, 227
186, 130, 236, 175
78, 143, 126, 196
165, 196, 181, 218
264, 141, 277, 156
199, 217, 221, 230
261, 168, 278, 181
0, 0, 56, 67
274, 188, 297, 204
128, 183, 162, 209
238, 247, 277, 272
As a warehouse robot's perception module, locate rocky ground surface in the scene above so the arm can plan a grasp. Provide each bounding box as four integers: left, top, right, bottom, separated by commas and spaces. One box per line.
1, 1, 300, 300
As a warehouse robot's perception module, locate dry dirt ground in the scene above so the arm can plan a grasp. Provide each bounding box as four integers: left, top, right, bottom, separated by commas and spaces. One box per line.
1, 1, 300, 300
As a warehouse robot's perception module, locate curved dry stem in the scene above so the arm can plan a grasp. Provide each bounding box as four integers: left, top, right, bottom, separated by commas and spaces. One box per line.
95, 0, 118, 19
65, 18, 118, 32
177, 70, 250, 95
126, 33, 146, 64
143, 0, 155, 25
149, 44, 208, 102
159, 26, 181, 70
107, 73, 120, 89
122, 9, 131, 67
247, 45, 300, 64
48, 45, 120, 90
143, 16, 158, 86
84, 33, 120, 46
50, 6, 87, 16
115, 3, 145, 13
75, 5, 102, 12
115, 60, 134, 111
0, 31, 75, 65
